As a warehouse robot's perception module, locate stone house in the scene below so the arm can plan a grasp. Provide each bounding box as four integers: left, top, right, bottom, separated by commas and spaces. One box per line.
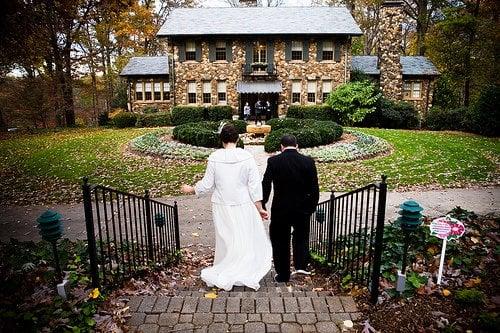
120, 1, 438, 117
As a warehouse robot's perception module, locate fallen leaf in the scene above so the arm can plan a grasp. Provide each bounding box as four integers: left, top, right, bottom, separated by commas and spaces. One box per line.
191, 232, 199, 237
312, 287, 324, 292
204, 292, 217, 299
442, 289, 451, 297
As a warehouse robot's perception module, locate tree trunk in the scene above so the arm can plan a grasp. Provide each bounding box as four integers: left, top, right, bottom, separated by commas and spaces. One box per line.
62, 27, 75, 126
463, 0, 481, 106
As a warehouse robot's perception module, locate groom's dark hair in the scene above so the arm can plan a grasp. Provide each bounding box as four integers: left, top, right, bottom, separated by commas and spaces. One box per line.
220, 124, 239, 143
280, 134, 297, 147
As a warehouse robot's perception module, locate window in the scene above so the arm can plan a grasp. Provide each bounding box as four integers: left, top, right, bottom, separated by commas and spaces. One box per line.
217, 81, 227, 105
307, 81, 316, 103
291, 41, 303, 60
144, 82, 152, 100
187, 81, 197, 104
291, 81, 301, 104
215, 41, 226, 61
322, 41, 334, 61
135, 82, 143, 101
253, 42, 266, 63
185, 41, 196, 61
154, 82, 161, 101
322, 81, 332, 102
163, 82, 170, 100
403, 81, 422, 99
203, 81, 211, 104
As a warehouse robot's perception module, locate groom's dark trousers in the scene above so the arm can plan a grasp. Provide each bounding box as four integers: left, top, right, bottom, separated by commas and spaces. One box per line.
262, 148, 319, 281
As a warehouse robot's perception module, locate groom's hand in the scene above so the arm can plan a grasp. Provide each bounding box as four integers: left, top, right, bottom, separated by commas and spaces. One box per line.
181, 184, 194, 194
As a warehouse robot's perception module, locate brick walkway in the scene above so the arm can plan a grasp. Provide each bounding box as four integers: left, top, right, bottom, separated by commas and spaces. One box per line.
126, 271, 360, 333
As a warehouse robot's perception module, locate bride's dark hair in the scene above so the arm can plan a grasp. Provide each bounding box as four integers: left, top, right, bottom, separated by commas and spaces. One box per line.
220, 124, 239, 144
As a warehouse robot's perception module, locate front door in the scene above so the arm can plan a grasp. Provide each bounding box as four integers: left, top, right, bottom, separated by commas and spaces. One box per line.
239, 93, 279, 120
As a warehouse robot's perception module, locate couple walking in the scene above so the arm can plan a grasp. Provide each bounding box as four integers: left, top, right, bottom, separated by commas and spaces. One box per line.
181, 124, 319, 290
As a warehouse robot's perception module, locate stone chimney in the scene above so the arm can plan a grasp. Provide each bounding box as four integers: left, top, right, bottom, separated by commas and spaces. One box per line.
378, 1, 404, 100
239, 0, 258, 7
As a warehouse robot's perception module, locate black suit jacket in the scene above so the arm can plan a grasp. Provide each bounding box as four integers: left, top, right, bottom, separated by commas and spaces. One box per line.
262, 149, 320, 218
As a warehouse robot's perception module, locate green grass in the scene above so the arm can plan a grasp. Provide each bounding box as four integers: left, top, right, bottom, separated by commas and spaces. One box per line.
0, 127, 205, 205
318, 128, 499, 191
0, 127, 498, 205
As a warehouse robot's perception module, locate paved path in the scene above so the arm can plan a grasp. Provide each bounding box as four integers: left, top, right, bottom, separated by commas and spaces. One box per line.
126, 271, 360, 333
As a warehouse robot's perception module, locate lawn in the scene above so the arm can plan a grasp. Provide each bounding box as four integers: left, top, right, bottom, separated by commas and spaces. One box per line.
0, 127, 498, 205
318, 128, 499, 192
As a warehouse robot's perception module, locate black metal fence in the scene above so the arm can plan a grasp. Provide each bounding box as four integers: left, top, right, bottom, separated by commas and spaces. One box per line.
82, 177, 180, 288
309, 176, 387, 303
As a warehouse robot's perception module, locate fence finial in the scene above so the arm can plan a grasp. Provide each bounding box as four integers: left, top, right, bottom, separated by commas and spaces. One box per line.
83, 176, 89, 185
145, 189, 150, 198
381, 175, 387, 183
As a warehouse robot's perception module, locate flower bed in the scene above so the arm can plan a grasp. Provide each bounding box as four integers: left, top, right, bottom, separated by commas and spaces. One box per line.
301, 130, 391, 162
129, 129, 215, 160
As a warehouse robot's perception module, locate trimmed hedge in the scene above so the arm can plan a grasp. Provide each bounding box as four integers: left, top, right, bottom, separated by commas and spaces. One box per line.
173, 121, 245, 148
136, 112, 172, 127
112, 112, 138, 128
207, 106, 233, 121
171, 105, 235, 125
286, 105, 338, 121
264, 118, 343, 152
361, 98, 420, 129
425, 106, 466, 131
171, 106, 205, 125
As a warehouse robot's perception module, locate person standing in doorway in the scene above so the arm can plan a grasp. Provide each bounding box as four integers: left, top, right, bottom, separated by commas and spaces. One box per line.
262, 134, 320, 282
254, 99, 263, 125
243, 102, 251, 121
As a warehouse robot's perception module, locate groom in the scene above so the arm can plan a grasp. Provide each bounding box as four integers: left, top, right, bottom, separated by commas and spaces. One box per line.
262, 134, 319, 282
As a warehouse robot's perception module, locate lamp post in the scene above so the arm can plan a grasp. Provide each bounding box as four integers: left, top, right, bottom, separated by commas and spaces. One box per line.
395, 200, 423, 292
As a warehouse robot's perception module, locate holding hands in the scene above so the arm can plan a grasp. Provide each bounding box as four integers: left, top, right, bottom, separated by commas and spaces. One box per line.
181, 184, 195, 195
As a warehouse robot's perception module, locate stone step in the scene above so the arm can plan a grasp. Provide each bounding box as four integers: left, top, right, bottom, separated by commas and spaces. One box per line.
128, 295, 358, 315
175, 289, 334, 298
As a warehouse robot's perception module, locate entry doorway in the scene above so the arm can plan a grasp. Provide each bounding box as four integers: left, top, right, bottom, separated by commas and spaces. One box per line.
239, 93, 279, 121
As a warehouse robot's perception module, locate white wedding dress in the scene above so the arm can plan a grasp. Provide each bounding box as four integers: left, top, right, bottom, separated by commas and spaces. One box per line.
194, 147, 272, 291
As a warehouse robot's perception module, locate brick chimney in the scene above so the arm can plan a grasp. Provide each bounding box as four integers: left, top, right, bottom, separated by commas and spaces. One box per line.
378, 1, 404, 100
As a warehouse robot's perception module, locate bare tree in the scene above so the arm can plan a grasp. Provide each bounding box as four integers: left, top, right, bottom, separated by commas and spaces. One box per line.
224, 0, 285, 7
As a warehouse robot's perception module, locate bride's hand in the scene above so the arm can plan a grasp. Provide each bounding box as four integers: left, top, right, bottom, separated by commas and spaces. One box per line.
181, 184, 194, 194
258, 209, 269, 221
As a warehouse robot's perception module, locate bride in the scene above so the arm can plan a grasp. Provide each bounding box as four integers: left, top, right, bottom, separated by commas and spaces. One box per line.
181, 124, 272, 291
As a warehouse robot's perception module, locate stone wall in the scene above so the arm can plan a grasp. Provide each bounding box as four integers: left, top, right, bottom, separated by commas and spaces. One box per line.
378, 1, 404, 100
403, 78, 434, 117
128, 78, 173, 113
170, 38, 351, 115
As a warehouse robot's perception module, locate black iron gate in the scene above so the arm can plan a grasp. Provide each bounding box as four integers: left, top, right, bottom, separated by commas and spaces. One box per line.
82, 177, 180, 288
309, 175, 387, 303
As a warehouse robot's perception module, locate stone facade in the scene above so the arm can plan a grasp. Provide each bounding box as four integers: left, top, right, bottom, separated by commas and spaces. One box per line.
128, 77, 173, 113
403, 78, 434, 116
378, 1, 404, 100
170, 38, 351, 115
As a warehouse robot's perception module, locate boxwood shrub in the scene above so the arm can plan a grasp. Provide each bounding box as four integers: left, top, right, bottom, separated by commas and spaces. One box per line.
264, 118, 343, 152
207, 106, 233, 121
286, 105, 337, 121
173, 121, 245, 148
424, 106, 466, 131
112, 112, 138, 128
136, 112, 172, 127
171, 106, 204, 125
361, 98, 420, 129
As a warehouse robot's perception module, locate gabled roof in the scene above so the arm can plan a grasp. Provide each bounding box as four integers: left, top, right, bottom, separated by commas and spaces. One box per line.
157, 7, 363, 37
120, 56, 169, 76
351, 56, 440, 76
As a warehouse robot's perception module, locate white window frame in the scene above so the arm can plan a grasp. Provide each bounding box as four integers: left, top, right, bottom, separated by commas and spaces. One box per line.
322, 41, 334, 61
307, 81, 316, 104
185, 40, 196, 61
291, 81, 301, 104
203, 81, 212, 104
162, 82, 170, 101
187, 81, 197, 104
322, 81, 332, 102
291, 41, 303, 61
217, 81, 227, 105
144, 82, 152, 101
154, 82, 161, 101
215, 40, 226, 61
135, 82, 143, 101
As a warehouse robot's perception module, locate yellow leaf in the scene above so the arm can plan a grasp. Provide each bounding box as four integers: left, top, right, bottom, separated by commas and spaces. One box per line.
442, 289, 451, 297
89, 288, 100, 299
204, 292, 217, 299
470, 237, 480, 244
191, 233, 199, 237
312, 287, 324, 292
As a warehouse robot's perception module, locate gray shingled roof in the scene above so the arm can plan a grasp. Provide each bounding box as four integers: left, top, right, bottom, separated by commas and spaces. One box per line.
158, 7, 362, 37
237, 81, 282, 94
120, 56, 169, 76
351, 56, 439, 76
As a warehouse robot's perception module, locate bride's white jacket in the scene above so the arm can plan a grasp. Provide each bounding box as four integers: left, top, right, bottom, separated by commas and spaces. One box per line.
194, 148, 262, 206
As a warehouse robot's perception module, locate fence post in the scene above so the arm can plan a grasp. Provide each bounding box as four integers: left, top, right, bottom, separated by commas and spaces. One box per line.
370, 175, 387, 304
144, 189, 154, 261
326, 190, 335, 263
82, 177, 100, 289
173, 201, 181, 251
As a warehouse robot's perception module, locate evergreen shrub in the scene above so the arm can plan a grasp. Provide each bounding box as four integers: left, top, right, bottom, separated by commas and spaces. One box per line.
112, 112, 138, 128
136, 112, 172, 127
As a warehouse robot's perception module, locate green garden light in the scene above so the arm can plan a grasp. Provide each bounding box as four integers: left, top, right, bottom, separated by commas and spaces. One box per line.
37, 210, 64, 282
396, 200, 424, 292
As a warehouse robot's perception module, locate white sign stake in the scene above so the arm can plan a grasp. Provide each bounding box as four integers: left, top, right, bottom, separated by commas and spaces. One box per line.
430, 215, 465, 285
437, 237, 447, 285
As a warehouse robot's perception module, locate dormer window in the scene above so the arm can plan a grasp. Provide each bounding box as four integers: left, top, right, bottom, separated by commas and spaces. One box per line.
185, 41, 196, 60
216, 41, 226, 61
253, 42, 267, 63
291, 41, 303, 60
322, 41, 334, 60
